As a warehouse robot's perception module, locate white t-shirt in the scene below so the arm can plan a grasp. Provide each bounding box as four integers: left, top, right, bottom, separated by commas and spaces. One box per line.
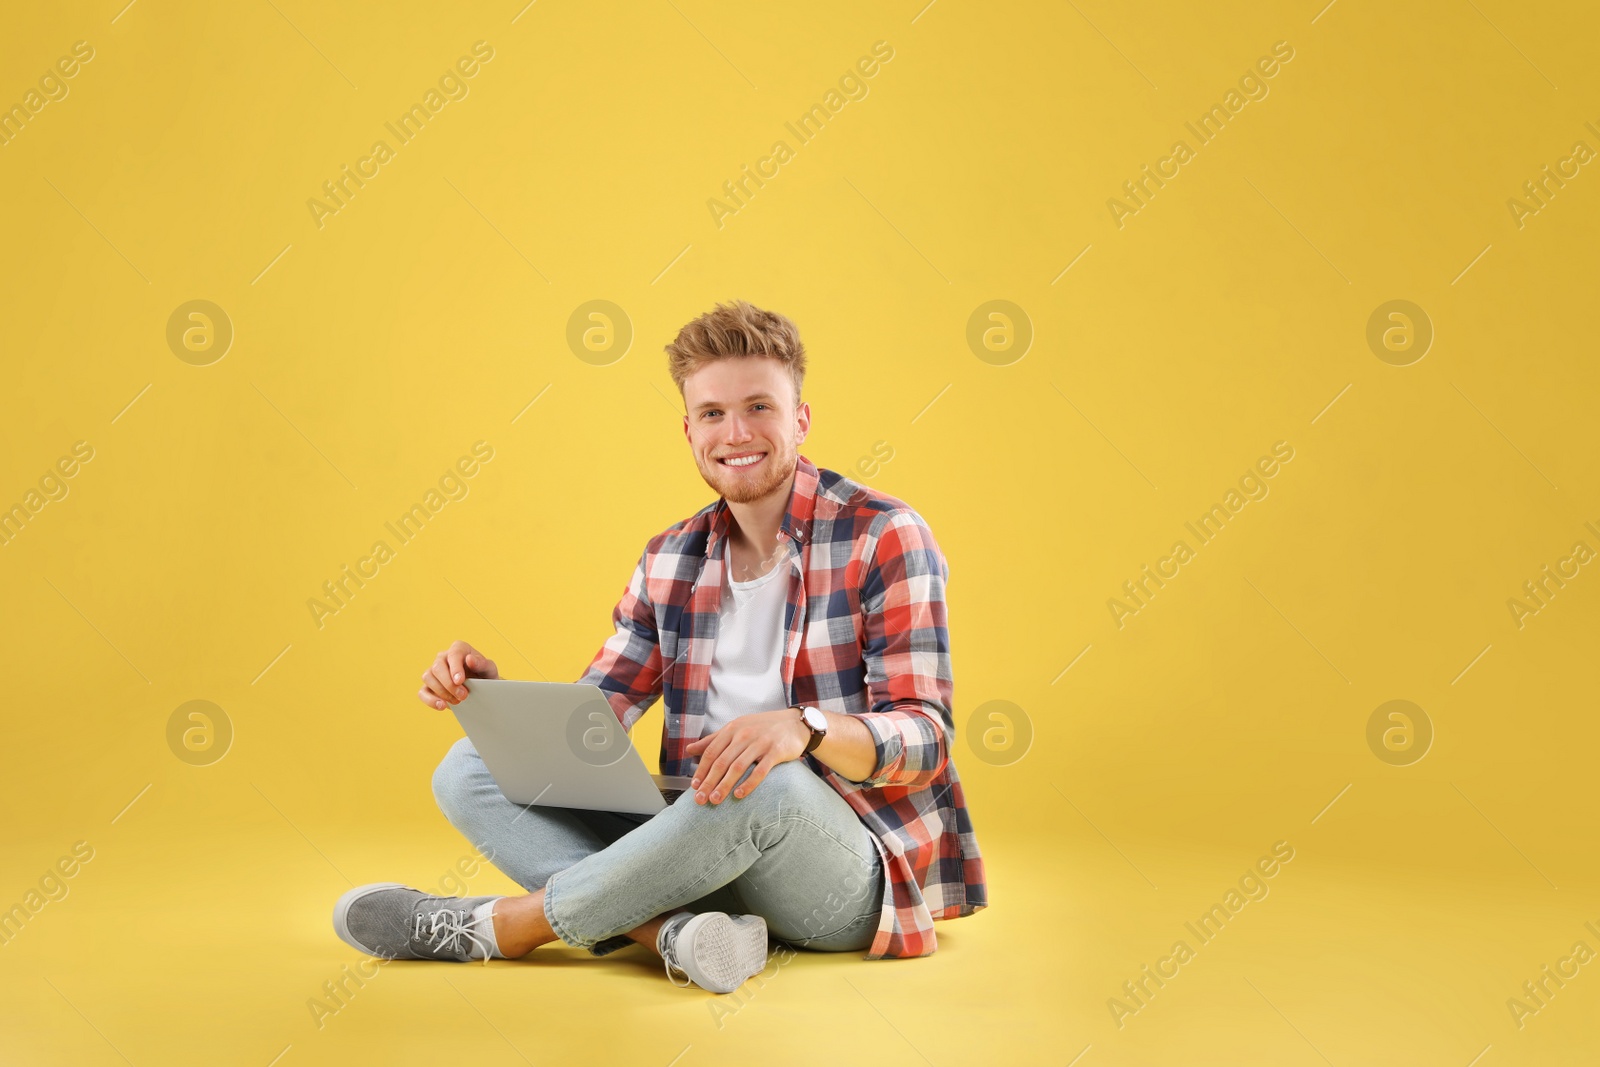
703, 556, 790, 734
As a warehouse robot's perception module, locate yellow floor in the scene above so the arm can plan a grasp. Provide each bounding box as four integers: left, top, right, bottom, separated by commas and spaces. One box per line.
4, 0, 1599, 1063
4, 756, 1596, 1064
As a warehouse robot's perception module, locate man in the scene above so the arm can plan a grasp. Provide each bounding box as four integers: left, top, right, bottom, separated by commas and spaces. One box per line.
332, 300, 987, 993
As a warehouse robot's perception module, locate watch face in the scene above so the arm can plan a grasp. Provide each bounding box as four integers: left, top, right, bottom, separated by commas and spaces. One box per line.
802, 706, 827, 731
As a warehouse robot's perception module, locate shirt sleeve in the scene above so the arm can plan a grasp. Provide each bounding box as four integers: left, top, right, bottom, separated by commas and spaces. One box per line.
853, 510, 953, 790
574, 545, 664, 733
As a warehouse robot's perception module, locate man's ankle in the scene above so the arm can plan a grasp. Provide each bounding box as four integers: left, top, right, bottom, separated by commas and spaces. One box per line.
491, 892, 555, 958
629, 916, 671, 957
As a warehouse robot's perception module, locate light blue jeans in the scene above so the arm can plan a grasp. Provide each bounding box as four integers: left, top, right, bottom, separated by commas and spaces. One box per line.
432, 737, 885, 956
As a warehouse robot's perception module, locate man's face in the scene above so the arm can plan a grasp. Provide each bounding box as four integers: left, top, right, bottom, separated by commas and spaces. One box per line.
682, 356, 808, 505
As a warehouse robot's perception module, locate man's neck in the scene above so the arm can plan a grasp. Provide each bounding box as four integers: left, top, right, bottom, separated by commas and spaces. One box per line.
724, 471, 795, 560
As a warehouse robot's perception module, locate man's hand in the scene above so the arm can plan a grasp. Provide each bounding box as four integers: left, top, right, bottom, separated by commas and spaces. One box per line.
684, 708, 810, 804
419, 640, 499, 710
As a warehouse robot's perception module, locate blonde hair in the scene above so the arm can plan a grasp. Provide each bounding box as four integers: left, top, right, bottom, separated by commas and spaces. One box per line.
665, 299, 806, 406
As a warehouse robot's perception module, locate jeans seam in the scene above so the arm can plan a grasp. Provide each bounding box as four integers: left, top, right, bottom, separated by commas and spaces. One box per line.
762, 813, 881, 943
616, 808, 852, 934
543, 867, 590, 949
606, 834, 759, 936
542, 804, 877, 949
790, 908, 880, 948
791, 896, 881, 943
759, 808, 874, 864
545, 825, 760, 948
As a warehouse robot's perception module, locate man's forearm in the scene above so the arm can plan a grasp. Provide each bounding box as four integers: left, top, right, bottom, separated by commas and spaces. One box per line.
808, 710, 878, 783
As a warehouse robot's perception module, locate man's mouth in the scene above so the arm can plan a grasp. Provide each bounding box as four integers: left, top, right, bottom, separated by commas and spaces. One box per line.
718, 452, 766, 469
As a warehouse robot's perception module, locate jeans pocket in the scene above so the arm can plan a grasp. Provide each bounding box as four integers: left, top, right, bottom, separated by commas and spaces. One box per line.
796, 908, 878, 952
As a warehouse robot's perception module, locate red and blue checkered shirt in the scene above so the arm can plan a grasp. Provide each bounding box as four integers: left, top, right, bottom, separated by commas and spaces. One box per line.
577, 453, 987, 959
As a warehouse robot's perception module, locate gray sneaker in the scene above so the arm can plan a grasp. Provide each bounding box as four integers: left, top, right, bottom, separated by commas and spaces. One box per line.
657, 910, 769, 993
333, 882, 502, 961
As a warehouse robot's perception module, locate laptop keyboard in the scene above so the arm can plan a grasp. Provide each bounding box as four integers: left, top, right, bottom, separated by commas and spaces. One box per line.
653, 774, 693, 806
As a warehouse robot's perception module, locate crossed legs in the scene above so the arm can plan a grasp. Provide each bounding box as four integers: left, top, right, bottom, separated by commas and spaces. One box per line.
431, 736, 885, 959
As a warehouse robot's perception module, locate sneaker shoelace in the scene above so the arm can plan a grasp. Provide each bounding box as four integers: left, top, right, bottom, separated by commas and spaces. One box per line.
661, 918, 693, 988
414, 905, 491, 960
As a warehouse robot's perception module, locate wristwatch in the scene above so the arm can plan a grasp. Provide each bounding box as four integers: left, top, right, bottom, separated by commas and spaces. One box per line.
792, 704, 828, 754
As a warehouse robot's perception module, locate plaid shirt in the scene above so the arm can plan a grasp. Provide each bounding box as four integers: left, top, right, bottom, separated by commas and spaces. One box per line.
576, 453, 987, 959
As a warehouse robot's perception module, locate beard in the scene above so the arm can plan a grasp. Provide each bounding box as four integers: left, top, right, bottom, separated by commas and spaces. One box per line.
697, 437, 797, 505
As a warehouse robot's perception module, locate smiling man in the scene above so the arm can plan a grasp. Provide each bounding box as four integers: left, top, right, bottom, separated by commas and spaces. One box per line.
331, 299, 987, 993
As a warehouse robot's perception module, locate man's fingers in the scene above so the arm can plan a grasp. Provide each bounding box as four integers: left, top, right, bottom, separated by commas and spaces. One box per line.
422, 661, 448, 698
713, 757, 757, 804
694, 750, 731, 800
420, 642, 491, 709
428, 655, 463, 704
694, 735, 732, 777
445, 646, 470, 694
706, 747, 756, 804
449, 648, 473, 699
471, 653, 499, 680
690, 730, 731, 789
731, 757, 772, 799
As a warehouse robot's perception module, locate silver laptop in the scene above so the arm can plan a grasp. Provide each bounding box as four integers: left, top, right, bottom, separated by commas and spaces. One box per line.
450, 679, 693, 816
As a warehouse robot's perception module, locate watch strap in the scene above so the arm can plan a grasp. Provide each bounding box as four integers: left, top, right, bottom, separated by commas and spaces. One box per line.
793, 704, 825, 754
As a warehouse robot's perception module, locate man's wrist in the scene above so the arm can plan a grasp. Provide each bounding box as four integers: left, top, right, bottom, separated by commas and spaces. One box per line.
784, 706, 880, 782
793, 714, 814, 756
791, 704, 827, 755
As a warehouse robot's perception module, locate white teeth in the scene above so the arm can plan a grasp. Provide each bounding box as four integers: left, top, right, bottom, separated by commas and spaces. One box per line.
722, 454, 764, 467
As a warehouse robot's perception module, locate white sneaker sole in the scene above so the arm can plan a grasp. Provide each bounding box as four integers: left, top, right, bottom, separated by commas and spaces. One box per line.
332, 881, 409, 957
676, 913, 769, 994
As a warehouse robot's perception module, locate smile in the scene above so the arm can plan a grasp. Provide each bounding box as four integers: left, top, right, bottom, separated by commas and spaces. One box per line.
719, 453, 766, 468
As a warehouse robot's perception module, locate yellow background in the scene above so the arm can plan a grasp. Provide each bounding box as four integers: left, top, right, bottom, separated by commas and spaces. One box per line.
3, 0, 1597, 1063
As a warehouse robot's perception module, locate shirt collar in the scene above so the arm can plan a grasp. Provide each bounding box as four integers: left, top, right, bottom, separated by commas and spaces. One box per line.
707, 453, 820, 558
